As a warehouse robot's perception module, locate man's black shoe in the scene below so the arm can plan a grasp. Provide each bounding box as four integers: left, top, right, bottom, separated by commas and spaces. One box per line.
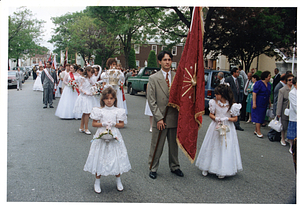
49, 105, 54, 108
171, 169, 184, 177
236, 127, 244, 131
43, 105, 47, 109
149, 172, 157, 179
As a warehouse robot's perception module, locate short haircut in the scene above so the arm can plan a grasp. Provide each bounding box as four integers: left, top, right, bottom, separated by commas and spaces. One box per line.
252, 74, 260, 81
230, 67, 238, 75
260, 71, 271, 80
275, 68, 279, 71
285, 73, 294, 81
218, 72, 224, 78
157, 50, 173, 61
47, 61, 52, 65
65, 63, 70, 67
292, 77, 297, 85
238, 65, 243, 70
280, 74, 286, 81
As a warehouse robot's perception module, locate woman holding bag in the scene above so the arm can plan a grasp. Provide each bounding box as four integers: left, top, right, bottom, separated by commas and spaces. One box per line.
286, 77, 297, 153
276, 73, 294, 146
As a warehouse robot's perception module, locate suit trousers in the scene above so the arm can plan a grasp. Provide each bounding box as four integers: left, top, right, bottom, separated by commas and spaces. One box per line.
148, 127, 180, 172
241, 94, 248, 121
43, 86, 53, 106
16, 80, 22, 90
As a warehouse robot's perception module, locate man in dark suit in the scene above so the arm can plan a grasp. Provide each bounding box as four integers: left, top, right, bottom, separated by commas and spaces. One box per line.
273, 68, 281, 96
147, 50, 183, 179
225, 68, 244, 131
41, 61, 57, 108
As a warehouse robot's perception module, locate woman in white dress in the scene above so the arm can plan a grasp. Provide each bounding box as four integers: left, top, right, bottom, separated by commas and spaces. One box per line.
195, 84, 243, 179
32, 66, 44, 91
55, 64, 82, 119
73, 66, 100, 134
84, 87, 131, 193
101, 58, 128, 116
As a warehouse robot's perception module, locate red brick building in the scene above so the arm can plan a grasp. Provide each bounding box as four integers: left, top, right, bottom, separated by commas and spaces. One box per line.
115, 42, 184, 69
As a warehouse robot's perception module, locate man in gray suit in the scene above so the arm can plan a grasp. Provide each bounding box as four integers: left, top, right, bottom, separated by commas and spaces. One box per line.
147, 50, 183, 179
41, 61, 57, 108
225, 67, 244, 131
16, 67, 23, 91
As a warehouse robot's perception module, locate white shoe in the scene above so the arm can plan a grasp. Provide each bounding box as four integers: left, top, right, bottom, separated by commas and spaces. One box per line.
116, 177, 123, 191
202, 171, 208, 176
85, 129, 91, 135
149, 128, 152, 132
79, 128, 85, 133
218, 175, 225, 179
94, 178, 101, 193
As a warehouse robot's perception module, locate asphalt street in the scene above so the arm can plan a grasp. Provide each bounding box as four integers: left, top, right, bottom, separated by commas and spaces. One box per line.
7, 76, 296, 203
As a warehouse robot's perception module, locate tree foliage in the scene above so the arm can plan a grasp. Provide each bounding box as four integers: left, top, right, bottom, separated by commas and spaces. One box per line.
147, 50, 157, 67
86, 6, 160, 69
9, 6, 47, 66
128, 48, 136, 69
204, 7, 297, 72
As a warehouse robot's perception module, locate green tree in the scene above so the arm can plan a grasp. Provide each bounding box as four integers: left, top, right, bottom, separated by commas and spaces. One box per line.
86, 6, 160, 69
9, 6, 46, 66
204, 7, 297, 72
147, 50, 157, 67
128, 48, 136, 69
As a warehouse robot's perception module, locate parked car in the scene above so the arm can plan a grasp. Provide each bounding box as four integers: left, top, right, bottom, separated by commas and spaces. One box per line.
204, 69, 231, 114
8, 71, 23, 88
127, 67, 160, 95
12, 67, 29, 80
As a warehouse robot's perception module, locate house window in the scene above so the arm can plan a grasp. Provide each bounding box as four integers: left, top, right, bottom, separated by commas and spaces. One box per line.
161, 46, 167, 51
134, 44, 140, 54
136, 60, 140, 68
152, 45, 157, 54
171, 62, 177, 69
172, 46, 177, 56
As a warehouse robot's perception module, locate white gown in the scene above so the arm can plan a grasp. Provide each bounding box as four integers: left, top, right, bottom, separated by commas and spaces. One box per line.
55, 72, 82, 119
84, 106, 131, 176
32, 70, 43, 91
195, 99, 243, 177
144, 100, 152, 116
73, 76, 100, 114
101, 69, 128, 117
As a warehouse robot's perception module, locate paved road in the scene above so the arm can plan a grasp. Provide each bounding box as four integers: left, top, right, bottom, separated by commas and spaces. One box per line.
7, 76, 296, 203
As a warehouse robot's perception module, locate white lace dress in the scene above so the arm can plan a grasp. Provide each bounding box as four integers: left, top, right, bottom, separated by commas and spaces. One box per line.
73, 77, 100, 114
84, 106, 131, 176
195, 99, 243, 177
32, 70, 43, 91
55, 72, 82, 119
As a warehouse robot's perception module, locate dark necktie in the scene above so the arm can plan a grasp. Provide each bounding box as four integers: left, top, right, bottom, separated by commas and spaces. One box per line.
235, 78, 239, 93
166, 73, 170, 87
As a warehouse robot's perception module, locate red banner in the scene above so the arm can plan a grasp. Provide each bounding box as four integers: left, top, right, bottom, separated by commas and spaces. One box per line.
168, 7, 205, 163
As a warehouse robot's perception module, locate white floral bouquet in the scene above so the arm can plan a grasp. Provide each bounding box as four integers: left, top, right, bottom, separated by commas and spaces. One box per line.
68, 79, 79, 92
91, 82, 103, 96
91, 121, 119, 142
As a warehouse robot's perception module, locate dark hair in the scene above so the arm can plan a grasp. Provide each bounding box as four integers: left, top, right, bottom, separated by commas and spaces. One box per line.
274, 68, 279, 72
285, 73, 294, 81
292, 77, 297, 85
106, 58, 117, 68
214, 84, 235, 111
100, 87, 117, 107
157, 50, 173, 61
260, 71, 271, 80
82, 66, 94, 77
238, 65, 243, 70
252, 74, 260, 81
72, 64, 79, 71
280, 74, 286, 81
230, 67, 238, 75
286, 71, 292, 75
65, 63, 70, 67
47, 61, 52, 66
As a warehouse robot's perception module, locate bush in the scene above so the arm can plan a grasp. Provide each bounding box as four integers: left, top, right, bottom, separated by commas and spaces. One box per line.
147, 50, 157, 67
128, 48, 136, 68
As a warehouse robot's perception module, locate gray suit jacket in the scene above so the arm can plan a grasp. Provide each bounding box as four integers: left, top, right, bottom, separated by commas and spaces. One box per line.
225, 75, 243, 103
41, 68, 57, 88
273, 82, 284, 116
16, 71, 23, 81
147, 70, 178, 128
276, 85, 291, 121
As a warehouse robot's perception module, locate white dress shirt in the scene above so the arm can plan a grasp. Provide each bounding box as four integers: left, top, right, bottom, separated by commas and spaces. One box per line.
161, 69, 171, 84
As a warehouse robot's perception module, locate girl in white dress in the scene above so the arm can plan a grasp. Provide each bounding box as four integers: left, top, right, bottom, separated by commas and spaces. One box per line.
32, 66, 44, 91
73, 66, 100, 134
195, 84, 243, 179
55, 65, 82, 119
84, 87, 131, 193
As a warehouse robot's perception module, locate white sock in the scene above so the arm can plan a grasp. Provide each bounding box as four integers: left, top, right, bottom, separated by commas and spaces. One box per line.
116, 177, 123, 191
94, 178, 101, 193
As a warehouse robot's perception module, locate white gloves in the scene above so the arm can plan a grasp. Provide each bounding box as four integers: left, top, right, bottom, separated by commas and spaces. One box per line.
220, 117, 229, 122
102, 121, 116, 129
215, 117, 221, 122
